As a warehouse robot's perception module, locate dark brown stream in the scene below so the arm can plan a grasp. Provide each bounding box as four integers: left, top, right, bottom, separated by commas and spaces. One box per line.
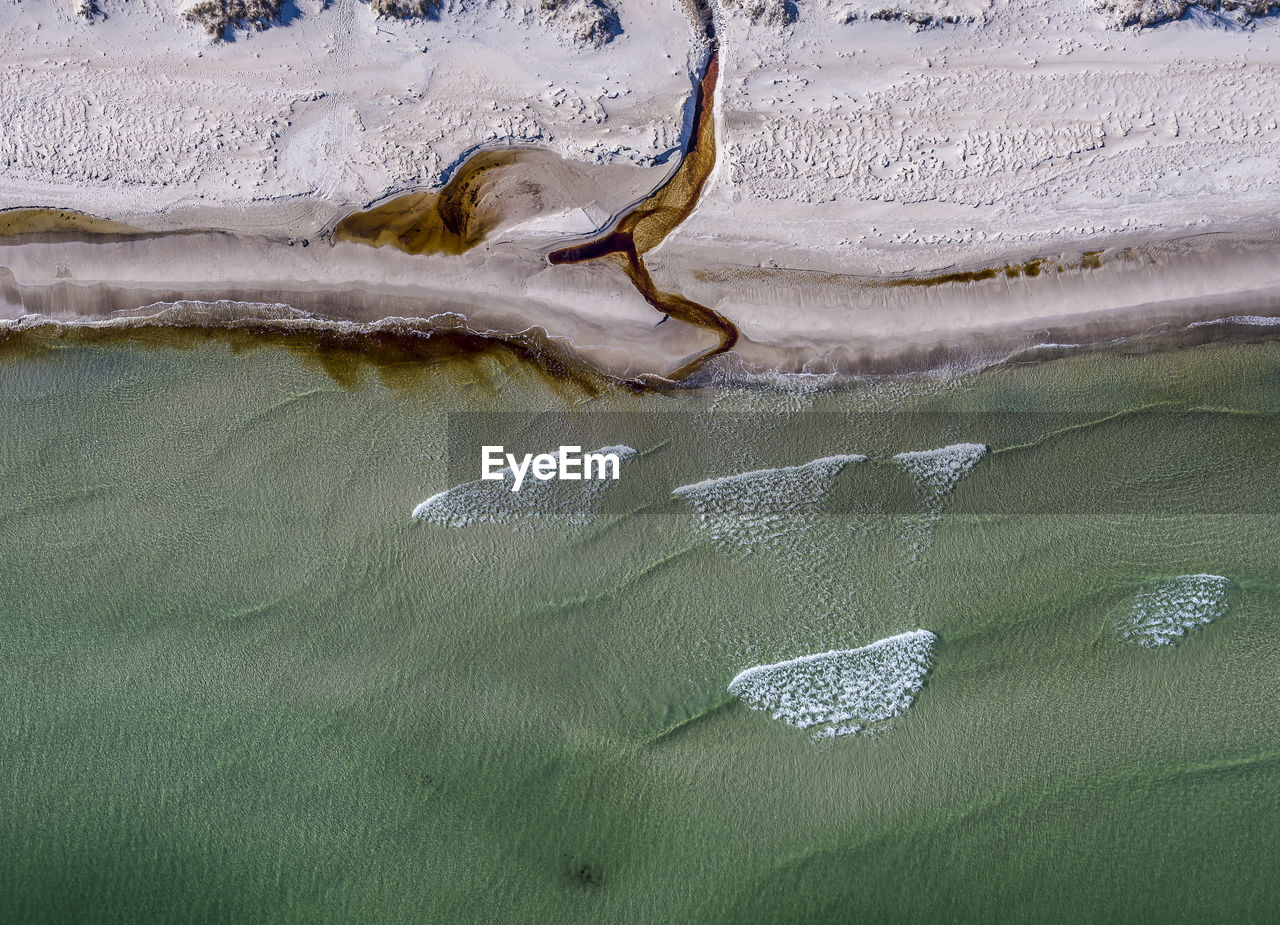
331, 0, 738, 382
547, 51, 739, 380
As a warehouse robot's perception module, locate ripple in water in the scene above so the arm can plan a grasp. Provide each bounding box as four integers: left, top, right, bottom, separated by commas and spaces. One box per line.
672, 454, 867, 552
891, 442, 988, 505
672, 454, 868, 637
672, 445, 988, 658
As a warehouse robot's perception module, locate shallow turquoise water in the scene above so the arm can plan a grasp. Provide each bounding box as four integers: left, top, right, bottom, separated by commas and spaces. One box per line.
1, 337, 1278, 922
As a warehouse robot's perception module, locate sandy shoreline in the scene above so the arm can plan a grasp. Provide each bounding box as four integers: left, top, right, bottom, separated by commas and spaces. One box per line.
4, 0, 1280, 383
3, 220, 1279, 384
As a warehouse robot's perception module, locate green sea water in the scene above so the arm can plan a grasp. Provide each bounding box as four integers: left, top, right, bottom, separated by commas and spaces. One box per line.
2, 335, 1279, 922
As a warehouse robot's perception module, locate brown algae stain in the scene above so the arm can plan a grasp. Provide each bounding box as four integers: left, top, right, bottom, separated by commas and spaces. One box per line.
0, 208, 143, 238
0, 320, 624, 399
592, 55, 720, 260
881, 255, 1066, 288
0, 0, 731, 387
2, 0, 731, 386
334, 149, 536, 256
693, 246, 1126, 292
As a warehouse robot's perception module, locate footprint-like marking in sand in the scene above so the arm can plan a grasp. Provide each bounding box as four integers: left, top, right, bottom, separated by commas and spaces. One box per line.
1118, 574, 1233, 647
729, 629, 937, 740
413, 445, 637, 527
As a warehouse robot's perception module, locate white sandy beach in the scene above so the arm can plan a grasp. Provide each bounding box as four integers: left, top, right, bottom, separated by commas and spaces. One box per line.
2, 0, 1280, 378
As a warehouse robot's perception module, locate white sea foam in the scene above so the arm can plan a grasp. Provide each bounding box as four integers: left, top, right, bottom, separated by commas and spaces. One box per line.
1118, 574, 1232, 647
729, 629, 937, 739
671, 453, 867, 589
892, 442, 988, 501
674, 453, 877, 642
1188, 315, 1280, 329
810, 722, 866, 740
413, 444, 637, 527
673, 454, 866, 524
698, 353, 842, 403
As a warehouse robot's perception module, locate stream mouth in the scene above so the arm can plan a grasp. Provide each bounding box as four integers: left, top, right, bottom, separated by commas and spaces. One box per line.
548, 52, 739, 379
329, 6, 737, 382
332, 0, 737, 382
8, 0, 1277, 389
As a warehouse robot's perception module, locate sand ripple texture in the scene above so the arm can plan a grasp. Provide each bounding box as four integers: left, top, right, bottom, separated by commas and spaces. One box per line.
729, 629, 938, 740
701, 0, 1280, 271
413, 445, 637, 528
1118, 573, 1233, 647
0, 0, 693, 230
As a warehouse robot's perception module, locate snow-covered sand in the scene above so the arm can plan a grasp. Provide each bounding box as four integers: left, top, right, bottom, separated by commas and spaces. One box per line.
3, 0, 1280, 379
0, 0, 696, 234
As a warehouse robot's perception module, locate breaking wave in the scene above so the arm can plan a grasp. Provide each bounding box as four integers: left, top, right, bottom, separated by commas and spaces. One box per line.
672, 442, 987, 645
729, 629, 937, 740
1118, 574, 1233, 647
413, 445, 637, 527
1187, 315, 1280, 329
892, 442, 988, 503
673, 454, 867, 535
671, 453, 870, 646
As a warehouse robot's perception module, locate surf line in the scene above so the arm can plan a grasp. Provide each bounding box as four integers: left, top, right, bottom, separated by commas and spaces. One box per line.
547, 11, 738, 381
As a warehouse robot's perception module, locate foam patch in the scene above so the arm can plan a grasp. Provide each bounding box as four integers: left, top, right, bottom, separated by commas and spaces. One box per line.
891, 442, 988, 501
672, 454, 866, 551
1119, 574, 1232, 647
729, 629, 937, 739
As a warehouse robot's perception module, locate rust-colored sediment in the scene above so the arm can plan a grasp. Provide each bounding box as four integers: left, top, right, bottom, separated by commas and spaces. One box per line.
333, 23, 738, 382
333, 149, 531, 256
691, 246, 1132, 293
0, 36, 732, 392
0, 208, 143, 238
0, 317, 634, 397
874, 249, 1115, 288
1, 0, 1168, 390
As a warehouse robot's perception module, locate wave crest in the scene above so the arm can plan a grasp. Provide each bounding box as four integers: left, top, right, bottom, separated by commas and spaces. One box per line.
673, 454, 866, 527
1119, 574, 1233, 647
729, 629, 937, 739
892, 442, 987, 502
